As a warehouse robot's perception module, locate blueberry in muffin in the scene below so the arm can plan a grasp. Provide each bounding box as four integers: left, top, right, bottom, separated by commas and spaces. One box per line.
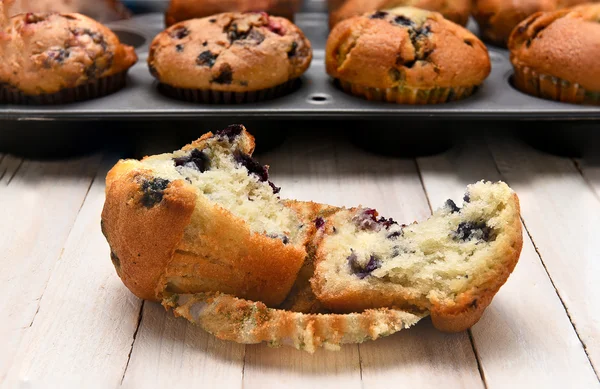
148, 12, 312, 103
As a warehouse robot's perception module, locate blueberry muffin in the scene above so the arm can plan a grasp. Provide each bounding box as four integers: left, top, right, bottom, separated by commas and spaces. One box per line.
330, 0, 472, 28
148, 12, 312, 103
0, 12, 137, 104
165, 0, 301, 27
473, 0, 597, 47
7, 0, 130, 22
164, 292, 423, 352
326, 7, 491, 104
509, 4, 600, 105
102, 125, 313, 306
311, 181, 523, 332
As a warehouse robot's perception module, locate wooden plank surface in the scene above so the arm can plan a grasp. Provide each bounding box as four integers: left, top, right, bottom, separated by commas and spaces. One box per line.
488, 136, 600, 377
0, 155, 101, 385
417, 137, 600, 388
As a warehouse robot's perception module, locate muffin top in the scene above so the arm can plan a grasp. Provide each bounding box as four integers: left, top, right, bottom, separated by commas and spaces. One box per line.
326, 7, 491, 90
509, 4, 600, 91
0, 12, 137, 95
473, 0, 595, 46
165, 0, 301, 26
148, 12, 312, 92
330, 0, 472, 28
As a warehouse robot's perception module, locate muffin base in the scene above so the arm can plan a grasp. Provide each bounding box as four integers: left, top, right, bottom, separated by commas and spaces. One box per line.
336, 80, 479, 105
512, 64, 600, 106
0, 71, 129, 105
158, 79, 300, 104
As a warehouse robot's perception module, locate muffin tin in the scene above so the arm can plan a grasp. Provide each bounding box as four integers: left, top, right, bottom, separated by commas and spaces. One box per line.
1, 10, 599, 120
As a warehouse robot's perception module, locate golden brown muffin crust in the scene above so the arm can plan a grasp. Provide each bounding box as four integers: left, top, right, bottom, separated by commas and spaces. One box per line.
6, 0, 130, 22
473, 0, 597, 47
330, 0, 472, 28
148, 12, 312, 92
326, 8, 490, 90
509, 4, 600, 92
165, 0, 301, 26
0, 12, 137, 95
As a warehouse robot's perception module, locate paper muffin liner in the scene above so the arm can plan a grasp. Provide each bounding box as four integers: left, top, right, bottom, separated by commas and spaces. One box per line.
512, 64, 600, 106
335, 79, 479, 105
0, 71, 129, 105
158, 79, 300, 104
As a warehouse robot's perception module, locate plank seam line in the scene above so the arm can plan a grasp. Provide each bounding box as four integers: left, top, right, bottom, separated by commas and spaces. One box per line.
572, 159, 600, 205
241, 345, 247, 389
121, 300, 145, 385
467, 329, 488, 389
413, 160, 433, 214
357, 344, 364, 382
26, 173, 97, 330
6, 159, 24, 186
520, 217, 599, 381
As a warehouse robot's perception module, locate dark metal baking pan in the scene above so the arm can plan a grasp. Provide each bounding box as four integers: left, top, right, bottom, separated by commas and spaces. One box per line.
1, 8, 599, 121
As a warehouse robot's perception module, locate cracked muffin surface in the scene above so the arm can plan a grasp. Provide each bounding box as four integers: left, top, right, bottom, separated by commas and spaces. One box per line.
508, 4, 600, 104
329, 0, 472, 28
473, 0, 598, 47
325, 7, 490, 103
148, 12, 312, 93
0, 12, 137, 96
165, 0, 301, 26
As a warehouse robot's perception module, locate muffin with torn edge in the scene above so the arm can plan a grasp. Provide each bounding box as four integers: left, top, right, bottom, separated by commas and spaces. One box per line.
329, 0, 472, 28
311, 181, 523, 332
509, 4, 600, 105
326, 7, 491, 104
148, 12, 312, 104
0, 12, 137, 104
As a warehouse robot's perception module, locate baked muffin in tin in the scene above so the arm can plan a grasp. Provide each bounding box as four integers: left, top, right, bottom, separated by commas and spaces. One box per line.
509, 4, 600, 105
148, 12, 312, 104
330, 0, 472, 28
326, 7, 491, 104
473, 0, 597, 47
0, 12, 137, 104
165, 0, 301, 27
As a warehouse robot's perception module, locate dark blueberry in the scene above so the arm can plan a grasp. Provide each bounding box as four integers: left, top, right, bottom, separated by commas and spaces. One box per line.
353, 208, 379, 231
25, 13, 45, 24
246, 29, 265, 44
149, 64, 159, 78
196, 50, 218, 68
209, 18, 217, 23
235, 153, 269, 182
379, 217, 397, 229
404, 59, 417, 69
215, 124, 244, 141
387, 231, 402, 239
173, 149, 209, 172
175, 44, 184, 52
393, 15, 414, 27
44, 48, 69, 68
227, 23, 245, 42
268, 233, 289, 244
455, 221, 492, 242
315, 217, 325, 229
464, 193, 471, 203
269, 181, 281, 194
288, 41, 298, 58
85, 62, 98, 78
445, 199, 460, 213
212, 63, 233, 84
470, 299, 478, 308
464, 39, 474, 47
202, 41, 208, 46
140, 178, 170, 208
370, 11, 388, 19
170, 26, 190, 39
348, 252, 381, 279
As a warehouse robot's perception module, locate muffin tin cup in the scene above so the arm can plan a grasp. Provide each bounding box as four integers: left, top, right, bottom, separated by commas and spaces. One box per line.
512, 64, 600, 106
336, 80, 479, 105
158, 79, 300, 104
0, 71, 130, 105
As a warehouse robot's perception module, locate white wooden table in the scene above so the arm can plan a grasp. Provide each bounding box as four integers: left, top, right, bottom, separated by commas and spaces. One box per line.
2, 130, 599, 388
